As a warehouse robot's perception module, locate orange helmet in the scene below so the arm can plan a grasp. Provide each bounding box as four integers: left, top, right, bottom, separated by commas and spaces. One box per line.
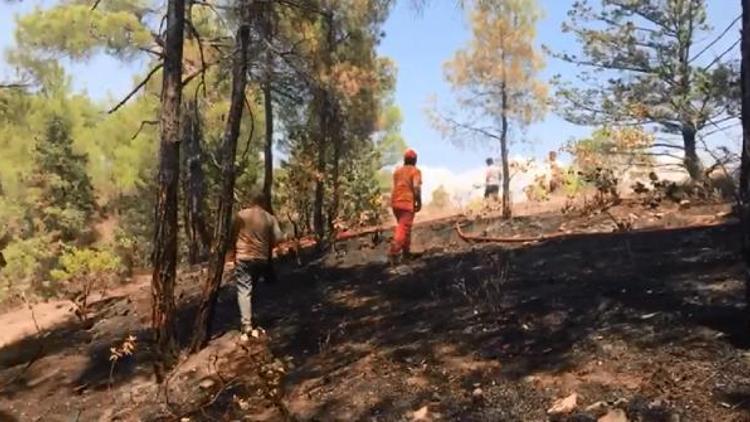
404, 149, 417, 160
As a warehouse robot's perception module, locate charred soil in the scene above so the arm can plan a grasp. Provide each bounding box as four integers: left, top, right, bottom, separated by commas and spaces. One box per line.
1, 200, 748, 421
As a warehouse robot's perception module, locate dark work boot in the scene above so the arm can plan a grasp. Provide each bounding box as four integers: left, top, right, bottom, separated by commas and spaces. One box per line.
388, 254, 402, 266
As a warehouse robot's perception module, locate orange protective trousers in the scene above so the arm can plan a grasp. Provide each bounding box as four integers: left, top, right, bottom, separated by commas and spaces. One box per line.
390, 208, 415, 256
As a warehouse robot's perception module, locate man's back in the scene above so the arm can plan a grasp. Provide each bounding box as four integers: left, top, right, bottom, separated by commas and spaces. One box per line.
391, 165, 421, 211
486, 165, 502, 186
234, 206, 282, 262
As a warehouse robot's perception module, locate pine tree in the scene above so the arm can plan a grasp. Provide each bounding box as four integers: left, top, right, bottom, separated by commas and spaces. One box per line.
29, 115, 95, 241
554, 0, 739, 181
431, 0, 547, 218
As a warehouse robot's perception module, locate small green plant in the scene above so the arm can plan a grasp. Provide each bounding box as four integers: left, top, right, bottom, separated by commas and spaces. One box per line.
562, 168, 586, 196
50, 247, 123, 322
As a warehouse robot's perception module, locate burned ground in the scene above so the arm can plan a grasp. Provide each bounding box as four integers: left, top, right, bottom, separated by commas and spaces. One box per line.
1, 202, 748, 421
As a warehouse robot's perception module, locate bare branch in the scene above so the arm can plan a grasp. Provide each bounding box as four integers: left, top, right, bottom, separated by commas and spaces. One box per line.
690, 15, 741, 64
108, 63, 163, 114
439, 112, 502, 142
0, 83, 30, 90
139, 47, 164, 58
186, 17, 208, 98
236, 94, 256, 175
701, 38, 740, 71
182, 56, 226, 87
131, 120, 159, 140
650, 142, 685, 150
91, 0, 103, 11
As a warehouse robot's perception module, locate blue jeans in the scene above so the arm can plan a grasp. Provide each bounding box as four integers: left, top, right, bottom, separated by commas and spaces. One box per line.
235, 260, 271, 331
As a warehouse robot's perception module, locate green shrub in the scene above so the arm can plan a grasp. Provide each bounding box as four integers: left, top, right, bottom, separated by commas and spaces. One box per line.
0, 236, 56, 300
50, 247, 122, 321
562, 168, 586, 196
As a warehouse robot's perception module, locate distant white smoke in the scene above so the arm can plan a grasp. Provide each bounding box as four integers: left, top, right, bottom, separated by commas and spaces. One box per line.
419, 154, 691, 208
419, 155, 552, 207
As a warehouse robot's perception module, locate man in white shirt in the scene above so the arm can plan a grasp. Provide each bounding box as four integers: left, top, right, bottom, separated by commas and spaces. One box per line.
484, 158, 502, 201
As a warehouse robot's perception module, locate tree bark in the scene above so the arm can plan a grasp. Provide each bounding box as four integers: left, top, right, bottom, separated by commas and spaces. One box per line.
313, 11, 336, 241
190, 1, 250, 352
740, 0, 750, 316
313, 92, 328, 240
500, 81, 511, 219
682, 122, 704, 181
151, 0, 185, 381
677, 3, 704, 182
183, 101, 211, 265
262, 0, 274, 212
324, 13, 341, 236
263, 81, 274, 212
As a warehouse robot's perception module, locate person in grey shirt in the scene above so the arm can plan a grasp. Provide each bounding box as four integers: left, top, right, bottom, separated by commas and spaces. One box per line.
225, 192, 284, 339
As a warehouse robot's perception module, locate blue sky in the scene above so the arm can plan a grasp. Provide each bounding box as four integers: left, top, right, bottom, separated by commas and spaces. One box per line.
0, 0, 742, 174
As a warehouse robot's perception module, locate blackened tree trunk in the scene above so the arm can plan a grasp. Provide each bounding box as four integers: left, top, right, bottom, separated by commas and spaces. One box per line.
151, 0, 185, 381
500, 81, 511, 219
325, 14, 341, 236
329, 115, 341, 235
313, 94, 328, 240
190, 1, 250, 352
262, 0, 274, 212
183, 101, 211, 265
740, 0, 750, 314
263, 81, 274, 212
314, 11, 336, 241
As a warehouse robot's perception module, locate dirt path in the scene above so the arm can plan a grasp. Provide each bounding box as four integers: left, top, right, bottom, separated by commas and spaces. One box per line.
0, 273, 152, 349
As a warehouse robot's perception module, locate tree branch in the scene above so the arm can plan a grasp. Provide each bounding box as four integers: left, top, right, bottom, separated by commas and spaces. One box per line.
131, 120, 159, 140
690, 15, 741, 64
185, 17, 208, 98
440, 114, 502, 142
139, 47, 164, 58
702, 38, 740, 71
182, 57, 225, 87
108, 63, 163, 114
239, 94, 256, 167
0, 83, 30, 90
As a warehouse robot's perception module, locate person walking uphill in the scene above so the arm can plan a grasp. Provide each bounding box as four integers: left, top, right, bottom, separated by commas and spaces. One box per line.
389, 149, 422, 264
225, 192, 283, 340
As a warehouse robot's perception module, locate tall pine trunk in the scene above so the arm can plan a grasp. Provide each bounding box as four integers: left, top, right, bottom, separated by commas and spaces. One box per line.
262, 0, 274, 212
313, 93, 328, 240
151, 0, 185, 381
312, 136, 324, 241
183, 101, 211, 265
740, 0, 750, 317
313, 11, 335, 240
677, 4, 704, 182
190, 1, 250, 352
682, 123, 704, 181
263, 81, 274, 212
500, 81, 511, 219
325, 14, 341, 235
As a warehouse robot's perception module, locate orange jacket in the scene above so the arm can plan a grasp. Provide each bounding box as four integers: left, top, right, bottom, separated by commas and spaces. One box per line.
391, 165, 422, 211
